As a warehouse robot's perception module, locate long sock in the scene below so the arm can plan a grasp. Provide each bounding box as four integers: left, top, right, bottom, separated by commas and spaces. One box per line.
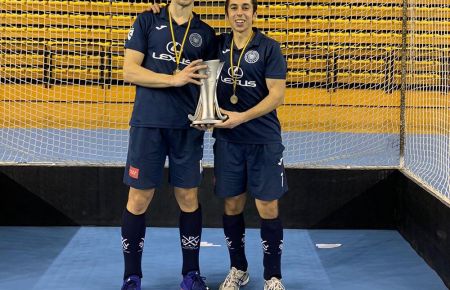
261, 217, 283, 280
223, 213, 248, 271
180, 205, 202, 275
122, 208, 146, 279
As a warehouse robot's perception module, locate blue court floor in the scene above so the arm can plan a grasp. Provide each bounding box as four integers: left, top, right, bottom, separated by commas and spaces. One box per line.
0, 227, 446, 290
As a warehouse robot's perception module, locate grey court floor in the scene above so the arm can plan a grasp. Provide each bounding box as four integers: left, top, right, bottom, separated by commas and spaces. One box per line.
0, 227, 447, 290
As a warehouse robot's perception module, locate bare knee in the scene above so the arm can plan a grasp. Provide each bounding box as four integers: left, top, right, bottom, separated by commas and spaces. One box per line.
255, 199, 279, 219
127, 187, 155, 215
224, 193, 246, 215
175, 187, 199, 212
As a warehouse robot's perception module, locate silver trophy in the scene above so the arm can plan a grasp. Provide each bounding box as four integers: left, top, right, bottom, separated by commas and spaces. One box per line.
188, 59, 228, 125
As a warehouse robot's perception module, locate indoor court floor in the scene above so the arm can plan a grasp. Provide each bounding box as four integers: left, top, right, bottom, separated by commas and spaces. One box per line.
0, 227, 446, 290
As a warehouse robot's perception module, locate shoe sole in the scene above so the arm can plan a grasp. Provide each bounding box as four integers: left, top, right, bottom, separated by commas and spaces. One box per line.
218, 274, 250, 290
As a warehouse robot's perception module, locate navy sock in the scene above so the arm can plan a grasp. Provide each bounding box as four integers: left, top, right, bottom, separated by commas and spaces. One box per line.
122, 209, 146, 279
223, 213, 248, 271
180, 205, 202, 275
261, 217, 283, 280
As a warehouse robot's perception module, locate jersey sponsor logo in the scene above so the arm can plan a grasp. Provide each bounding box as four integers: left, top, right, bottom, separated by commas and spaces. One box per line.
220, 66, 256, 87
129, 165, 139, 179
151, 41, 191, 65
228, 67, 244, 79
127, 27, 134, 40
189, 33, 202, 47
166, 41, 182, 55
155, 25, 167, 30
245, 50, 259, 63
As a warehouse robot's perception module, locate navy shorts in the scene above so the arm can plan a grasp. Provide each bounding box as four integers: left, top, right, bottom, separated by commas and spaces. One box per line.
213, 140, 288, 201
123, 127, 204, 189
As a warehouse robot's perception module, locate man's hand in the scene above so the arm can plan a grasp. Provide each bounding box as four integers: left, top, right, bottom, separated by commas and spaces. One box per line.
213, 109, 247, 129
145, 3, 162, 13
191, 124, 214, 131
171, 59, 208, 87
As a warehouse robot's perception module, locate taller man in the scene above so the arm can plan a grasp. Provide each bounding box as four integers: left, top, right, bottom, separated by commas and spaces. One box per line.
121, 0, 217, 289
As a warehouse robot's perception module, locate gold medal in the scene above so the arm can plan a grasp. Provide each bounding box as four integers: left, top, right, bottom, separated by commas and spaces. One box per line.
230, 95, 238, 104
229, 32, 253, 104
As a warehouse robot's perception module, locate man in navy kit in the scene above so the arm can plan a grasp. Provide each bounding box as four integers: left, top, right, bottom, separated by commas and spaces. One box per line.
213, 0, 287, 289
121, 0, 217, 288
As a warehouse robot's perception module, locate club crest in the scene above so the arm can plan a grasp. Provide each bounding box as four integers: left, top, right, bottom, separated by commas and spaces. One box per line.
189, 33, 202, 47
245, 50, 259, 63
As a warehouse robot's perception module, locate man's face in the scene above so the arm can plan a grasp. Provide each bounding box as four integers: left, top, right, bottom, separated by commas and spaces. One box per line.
226, 0, 256, 34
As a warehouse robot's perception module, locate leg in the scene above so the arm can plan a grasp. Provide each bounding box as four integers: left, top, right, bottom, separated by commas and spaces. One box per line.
219, 194, 250, 289
121, 127, 166, 288
255, 199, 283, 281
223, 193, 248, 271
166, 128, 205, 278
246, 143, 287, 285
122, 187, 155, 281
175, 186, 202, 277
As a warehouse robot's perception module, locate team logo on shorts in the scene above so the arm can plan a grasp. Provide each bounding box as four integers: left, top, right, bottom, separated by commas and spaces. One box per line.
127, 27, 134, 40
189, 33, 202, 47
129, 166, 139, 179
244, 50, 259, 63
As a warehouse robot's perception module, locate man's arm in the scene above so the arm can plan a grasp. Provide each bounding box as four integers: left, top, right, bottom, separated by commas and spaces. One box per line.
214, 78, 286, 129
123, 48, 207, 88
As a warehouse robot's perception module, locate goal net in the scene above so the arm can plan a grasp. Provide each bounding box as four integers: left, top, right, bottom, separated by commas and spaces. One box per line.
0, 0, 449, 200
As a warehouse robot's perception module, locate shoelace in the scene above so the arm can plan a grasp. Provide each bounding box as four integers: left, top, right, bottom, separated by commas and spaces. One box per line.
265, 279, 285, 290
189, 272, 208, 288
222, 268, 241, 287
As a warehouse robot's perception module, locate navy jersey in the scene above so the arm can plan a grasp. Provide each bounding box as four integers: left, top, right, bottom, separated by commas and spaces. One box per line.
125, 7, 217, 128
213, 28, 287, 144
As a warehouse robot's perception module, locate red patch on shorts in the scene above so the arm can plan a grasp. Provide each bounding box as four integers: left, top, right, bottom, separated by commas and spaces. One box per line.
129, 166, 139, 179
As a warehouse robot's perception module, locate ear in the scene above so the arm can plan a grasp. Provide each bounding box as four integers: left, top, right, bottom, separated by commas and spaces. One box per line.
252, 11, 257, 21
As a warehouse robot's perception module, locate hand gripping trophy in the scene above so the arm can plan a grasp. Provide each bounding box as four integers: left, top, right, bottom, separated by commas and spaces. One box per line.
188, 59, 228, 125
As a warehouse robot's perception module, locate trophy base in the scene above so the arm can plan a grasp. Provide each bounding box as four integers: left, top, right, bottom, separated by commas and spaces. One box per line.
191, 119, 225, 125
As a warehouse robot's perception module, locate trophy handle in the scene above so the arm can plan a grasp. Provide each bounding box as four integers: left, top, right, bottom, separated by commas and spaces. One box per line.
213, 62, 228, 121
188, 94, 203, 121
214, 93, 228, 120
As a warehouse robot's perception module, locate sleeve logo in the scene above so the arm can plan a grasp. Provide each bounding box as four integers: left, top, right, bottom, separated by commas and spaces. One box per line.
127, 27, 134, 40
129, 165, 139, 179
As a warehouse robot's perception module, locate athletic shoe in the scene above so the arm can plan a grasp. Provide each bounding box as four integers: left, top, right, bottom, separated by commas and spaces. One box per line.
180, 271, 209, 290
219, 267, 250, 290
263, 277, 285, 290
121, 275, 141, 290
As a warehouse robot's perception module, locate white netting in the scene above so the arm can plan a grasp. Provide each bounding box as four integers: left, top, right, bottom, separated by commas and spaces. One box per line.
402, 0, 450, 201
0, 1, 449, 200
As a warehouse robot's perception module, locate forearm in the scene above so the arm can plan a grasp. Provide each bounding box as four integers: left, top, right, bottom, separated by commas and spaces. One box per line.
242, 93, 284, 122
124, 63, 174, 88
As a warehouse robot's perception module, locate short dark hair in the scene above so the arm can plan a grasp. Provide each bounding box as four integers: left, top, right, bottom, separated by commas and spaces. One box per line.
225, 0, 258, 16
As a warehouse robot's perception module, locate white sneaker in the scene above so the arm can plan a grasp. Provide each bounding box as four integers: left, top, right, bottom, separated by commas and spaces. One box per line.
263, 277, 285, 290
219, 267, 250, 290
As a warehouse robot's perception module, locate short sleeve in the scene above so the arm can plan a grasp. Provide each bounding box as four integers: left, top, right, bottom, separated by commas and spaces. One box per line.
124, 13, 151, 54
265, 41, 286, 79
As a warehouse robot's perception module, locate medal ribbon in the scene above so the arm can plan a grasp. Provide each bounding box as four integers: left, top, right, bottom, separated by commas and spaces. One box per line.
168, 7, 192, 72
230, 32, 253, 99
